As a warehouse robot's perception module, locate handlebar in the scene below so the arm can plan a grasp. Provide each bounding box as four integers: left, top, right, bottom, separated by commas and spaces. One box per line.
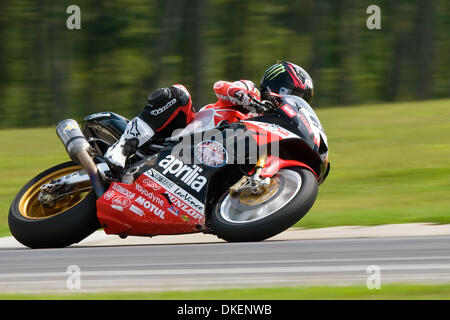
249, 96, 278, 113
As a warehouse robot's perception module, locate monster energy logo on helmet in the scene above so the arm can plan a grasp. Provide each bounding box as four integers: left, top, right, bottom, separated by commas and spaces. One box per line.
264, 63, 286, 80
261, 61, 314, 104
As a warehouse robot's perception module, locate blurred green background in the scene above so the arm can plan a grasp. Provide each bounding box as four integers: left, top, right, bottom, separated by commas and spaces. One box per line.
0, 0, 448, 127
0, 0, 449, 236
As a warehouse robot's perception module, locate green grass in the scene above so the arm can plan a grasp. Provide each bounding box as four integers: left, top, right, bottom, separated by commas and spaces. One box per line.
0, 128, 68, 235
0, 99, 449, 236
296, 99, 450, 228
1, 284, 450, 300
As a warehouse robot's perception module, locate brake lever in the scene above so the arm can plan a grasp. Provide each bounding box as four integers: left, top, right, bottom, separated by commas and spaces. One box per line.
249, 96, 267, 113
249, 96, 277, 113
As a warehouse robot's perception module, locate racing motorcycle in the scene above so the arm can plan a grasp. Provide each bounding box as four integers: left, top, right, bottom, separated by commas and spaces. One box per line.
9, 95, 330, 249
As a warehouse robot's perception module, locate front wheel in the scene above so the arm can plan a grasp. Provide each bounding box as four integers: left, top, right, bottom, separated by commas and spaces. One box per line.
9, 161, 100, 249
210, 167, 318, 242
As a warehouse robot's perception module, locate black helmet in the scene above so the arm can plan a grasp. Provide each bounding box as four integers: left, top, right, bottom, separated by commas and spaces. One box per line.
260, 61, 314, 104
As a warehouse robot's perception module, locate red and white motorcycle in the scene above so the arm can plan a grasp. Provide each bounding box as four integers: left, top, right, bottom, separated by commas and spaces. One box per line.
9, 95, 329, 248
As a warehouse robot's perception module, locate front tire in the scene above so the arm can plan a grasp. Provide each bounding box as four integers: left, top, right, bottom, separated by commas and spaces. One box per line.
210, 167, 318, 242
8, 162, 100, 249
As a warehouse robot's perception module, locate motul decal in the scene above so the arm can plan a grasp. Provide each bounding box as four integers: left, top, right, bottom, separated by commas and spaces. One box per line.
134, 196, 165, 219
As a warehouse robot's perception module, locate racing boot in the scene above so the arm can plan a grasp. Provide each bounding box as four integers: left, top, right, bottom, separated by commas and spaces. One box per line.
104, 116, 155, 175
105, 84, 193, 175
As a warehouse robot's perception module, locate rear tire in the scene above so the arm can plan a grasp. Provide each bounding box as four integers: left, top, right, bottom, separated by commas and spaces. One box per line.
210, 167, 318, 242
8, 162, 100, 249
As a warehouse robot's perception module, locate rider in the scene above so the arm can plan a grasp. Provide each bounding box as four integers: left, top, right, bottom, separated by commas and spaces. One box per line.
105, 61, 314, 172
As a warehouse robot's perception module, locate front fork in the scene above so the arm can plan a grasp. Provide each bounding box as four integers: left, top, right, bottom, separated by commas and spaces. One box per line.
229, 154, 318, 198
229, 154, 271, 197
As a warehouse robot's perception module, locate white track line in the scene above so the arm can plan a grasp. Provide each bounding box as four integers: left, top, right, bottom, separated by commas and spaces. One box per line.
1, 223, 450, 249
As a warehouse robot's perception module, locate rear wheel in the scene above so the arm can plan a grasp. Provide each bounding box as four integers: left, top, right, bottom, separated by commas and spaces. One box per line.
9, 161, 100, 249
210, 167, 318, 242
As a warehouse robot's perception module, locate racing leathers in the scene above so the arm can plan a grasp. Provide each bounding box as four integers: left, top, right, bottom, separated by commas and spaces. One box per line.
104, 80, 261, 171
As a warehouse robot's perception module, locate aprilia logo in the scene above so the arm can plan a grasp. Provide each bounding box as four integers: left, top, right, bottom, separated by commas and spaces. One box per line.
158, 155, 207, 192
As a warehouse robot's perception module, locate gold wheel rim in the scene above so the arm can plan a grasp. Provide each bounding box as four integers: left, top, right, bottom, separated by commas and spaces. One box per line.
237, 179, 279, 206
18, 166, 91, 219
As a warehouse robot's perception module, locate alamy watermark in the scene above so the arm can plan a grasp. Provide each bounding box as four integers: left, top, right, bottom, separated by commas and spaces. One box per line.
366, 5, 381, 30
366, 265, 381, 289
66, 265, 81, 290
168, 124, 280, 166
64, 5, 381, 32
66, 5, 81, 30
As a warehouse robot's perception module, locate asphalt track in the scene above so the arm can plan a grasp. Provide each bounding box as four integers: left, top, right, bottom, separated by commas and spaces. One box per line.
0, 235, 449, 293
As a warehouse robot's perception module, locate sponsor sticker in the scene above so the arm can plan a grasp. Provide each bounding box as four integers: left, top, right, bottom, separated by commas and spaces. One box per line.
135, 182, 165, 207
143, 178, 161, 191
166, 191, 204, 220
143, 169, 205, 221
243, 121, 300, 140
112, 196, 131, 208
281, 104, 298, 118
145, 168, 175, 190
104, 190, 115, 201
194, 140, 228, 168
129, 204, 145, 217
157, 156, 207, 192
112, 183, 136, 199
168, 205, 180, 216
134, 196, 165, 219
110, 204, 123, 212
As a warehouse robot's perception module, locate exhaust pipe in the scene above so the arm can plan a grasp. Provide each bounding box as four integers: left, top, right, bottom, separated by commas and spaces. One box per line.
56, 119, 105, 198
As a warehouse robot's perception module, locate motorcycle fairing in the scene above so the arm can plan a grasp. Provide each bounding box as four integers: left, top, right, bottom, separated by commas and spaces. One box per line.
96, 146, 225, 236
260, 155, 317, 179
96, 96, 330, 237
82, 111, 129, 155
96, 176, 207, 236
